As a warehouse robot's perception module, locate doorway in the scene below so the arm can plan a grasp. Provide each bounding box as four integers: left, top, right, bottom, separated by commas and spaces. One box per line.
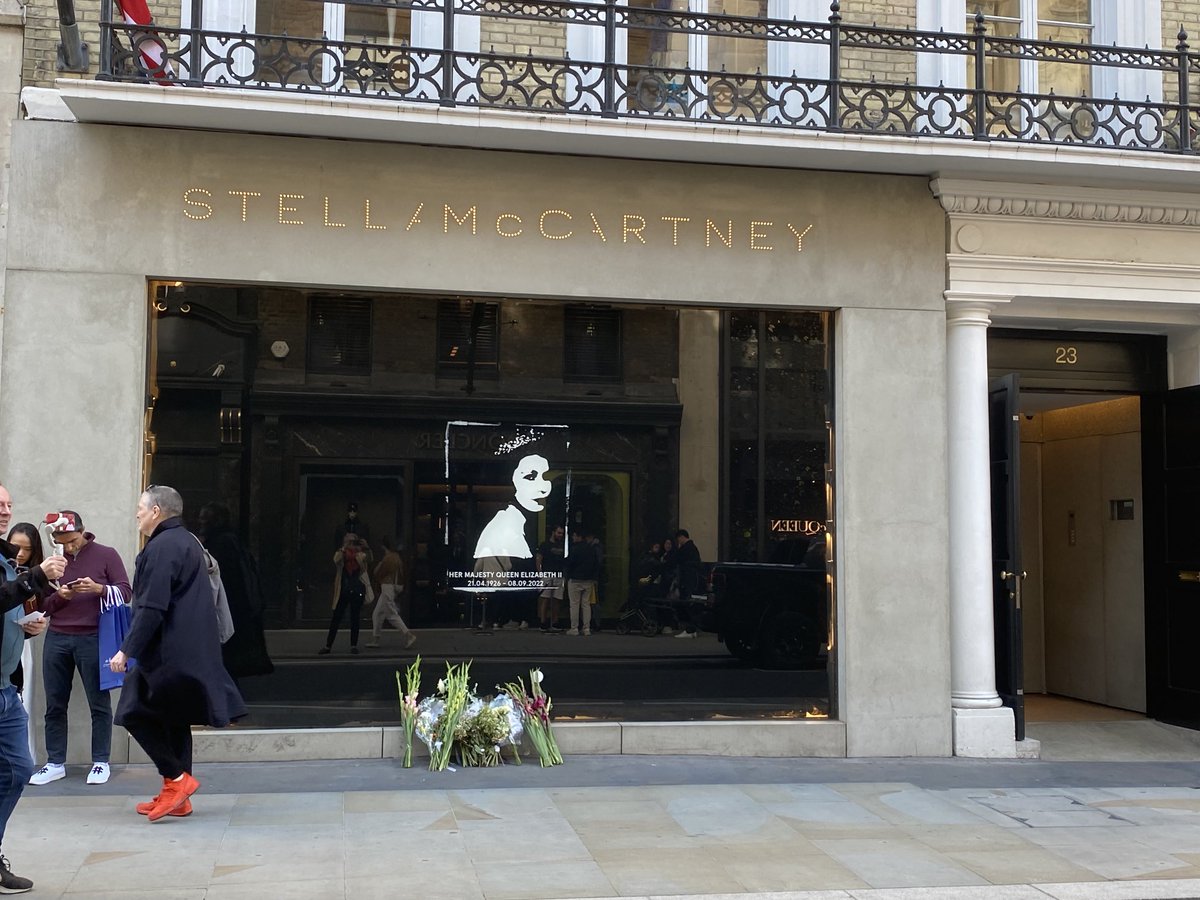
1017, 393, 1146, 715
988, 327, 1169, 737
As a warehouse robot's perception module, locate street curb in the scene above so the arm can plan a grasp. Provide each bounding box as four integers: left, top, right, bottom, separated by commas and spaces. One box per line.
568, 879, 1200, 899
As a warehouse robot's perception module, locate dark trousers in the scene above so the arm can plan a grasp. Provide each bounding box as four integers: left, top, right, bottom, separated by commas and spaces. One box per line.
43, 630, 112, 764
326, 586, 365, 648
123, 713, 193, 780
0, 685, 33, 847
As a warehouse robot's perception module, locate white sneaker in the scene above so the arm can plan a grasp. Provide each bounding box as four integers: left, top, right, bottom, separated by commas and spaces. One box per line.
29, 763, 66, 786
518, 621, 529, 630
565, 628, 580, 636
661, 626, 675, 635
403, 633, 417, 649
675, 630, 697, 639
86, 762, 111, 785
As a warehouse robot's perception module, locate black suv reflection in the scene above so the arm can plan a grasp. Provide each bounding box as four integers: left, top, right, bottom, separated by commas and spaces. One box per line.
709, 537, 829, 668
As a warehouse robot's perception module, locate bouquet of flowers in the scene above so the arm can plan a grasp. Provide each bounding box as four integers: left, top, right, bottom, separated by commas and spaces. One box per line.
454, 694, 523, 767
417, 661, 473, 771
502, 668, 563, 767
395, 656, 422, 768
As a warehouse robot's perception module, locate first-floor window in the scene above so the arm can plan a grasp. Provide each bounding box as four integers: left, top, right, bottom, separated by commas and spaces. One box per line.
307, 297, 372, 376
971, 0, 1094, 97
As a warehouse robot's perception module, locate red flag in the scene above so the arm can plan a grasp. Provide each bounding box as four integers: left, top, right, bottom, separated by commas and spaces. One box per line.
114, 0, 175, 83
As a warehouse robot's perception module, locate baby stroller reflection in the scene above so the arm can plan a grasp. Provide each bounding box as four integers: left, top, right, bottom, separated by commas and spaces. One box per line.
616, 541, 681, 636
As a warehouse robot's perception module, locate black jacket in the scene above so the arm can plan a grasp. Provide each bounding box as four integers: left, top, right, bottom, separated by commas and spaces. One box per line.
673, 539, 702, 598
115, 518, 246, 727
564, 540, 601, 581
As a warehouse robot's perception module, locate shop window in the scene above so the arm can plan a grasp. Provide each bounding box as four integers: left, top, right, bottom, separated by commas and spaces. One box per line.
564, 306, 622, 383
722, 310, 830, 563
306, 297, 372, 376
437, 300, 500, 377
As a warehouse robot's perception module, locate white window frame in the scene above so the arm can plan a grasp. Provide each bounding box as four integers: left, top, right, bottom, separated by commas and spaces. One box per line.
918, 0, 1161, 141
766, 0, 827, 125
917, 0, 1161, 102
412, 3, 482, 102
565, 0, 626, 111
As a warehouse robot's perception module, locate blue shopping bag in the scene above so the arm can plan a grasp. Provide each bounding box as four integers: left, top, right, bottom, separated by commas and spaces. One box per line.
98, 586, 135, 691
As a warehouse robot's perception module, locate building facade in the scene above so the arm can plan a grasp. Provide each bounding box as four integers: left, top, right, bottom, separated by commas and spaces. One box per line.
1, 0, 1199, 761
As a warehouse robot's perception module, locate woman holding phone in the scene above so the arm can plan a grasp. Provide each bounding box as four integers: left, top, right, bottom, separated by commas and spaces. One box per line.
4, 523, 46, 693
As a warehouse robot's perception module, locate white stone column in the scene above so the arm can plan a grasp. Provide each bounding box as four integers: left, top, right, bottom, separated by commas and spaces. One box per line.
946, 297, 1015, 758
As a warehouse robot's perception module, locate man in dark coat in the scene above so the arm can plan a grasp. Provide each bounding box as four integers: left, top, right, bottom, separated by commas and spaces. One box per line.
109, 485, 246, 822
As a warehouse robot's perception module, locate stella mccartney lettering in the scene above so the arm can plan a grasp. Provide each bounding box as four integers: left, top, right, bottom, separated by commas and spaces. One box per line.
181, 188, 815, 253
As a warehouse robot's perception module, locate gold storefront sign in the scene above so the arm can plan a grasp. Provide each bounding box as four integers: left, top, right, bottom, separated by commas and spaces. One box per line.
182, 188, 815, 254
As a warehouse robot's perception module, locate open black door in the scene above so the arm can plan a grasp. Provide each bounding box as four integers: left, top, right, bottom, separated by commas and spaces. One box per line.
989, 374, 1024, 741
1144, 386, 1200, 728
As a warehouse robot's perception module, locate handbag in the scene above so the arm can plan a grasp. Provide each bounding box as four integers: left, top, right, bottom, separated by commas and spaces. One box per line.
98, 585, 134, 691
193, 536, 236, 644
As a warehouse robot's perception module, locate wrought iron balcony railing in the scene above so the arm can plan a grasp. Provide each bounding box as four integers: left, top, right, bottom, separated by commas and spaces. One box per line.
98, 0, 1200, 154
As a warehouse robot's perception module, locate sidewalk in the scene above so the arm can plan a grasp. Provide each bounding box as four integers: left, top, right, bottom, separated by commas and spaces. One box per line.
10, 755, 1200, 900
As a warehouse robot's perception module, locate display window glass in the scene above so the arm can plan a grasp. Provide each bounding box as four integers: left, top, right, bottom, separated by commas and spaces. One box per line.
146, 284, 835, 724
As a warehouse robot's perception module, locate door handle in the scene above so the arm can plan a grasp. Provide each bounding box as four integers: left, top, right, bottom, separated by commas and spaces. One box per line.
1179, 571, 1200, 583
1000, 571, 1026, 610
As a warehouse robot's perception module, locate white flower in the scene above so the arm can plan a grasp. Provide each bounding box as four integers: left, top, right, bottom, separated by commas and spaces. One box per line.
532, 669, 544, 685
437, 679, 446, 693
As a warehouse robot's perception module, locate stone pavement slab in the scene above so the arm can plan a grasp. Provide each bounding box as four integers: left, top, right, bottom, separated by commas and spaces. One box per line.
7, 756, 1200, 899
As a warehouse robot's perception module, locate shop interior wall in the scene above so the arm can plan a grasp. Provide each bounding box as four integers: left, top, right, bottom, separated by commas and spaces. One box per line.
1022, 398, 1146, 713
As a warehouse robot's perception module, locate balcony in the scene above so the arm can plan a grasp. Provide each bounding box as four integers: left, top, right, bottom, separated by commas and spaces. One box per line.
50, 0, 1200, 182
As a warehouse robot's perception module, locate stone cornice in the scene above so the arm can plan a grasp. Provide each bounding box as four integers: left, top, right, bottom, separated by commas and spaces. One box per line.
931, 178, 1200, 228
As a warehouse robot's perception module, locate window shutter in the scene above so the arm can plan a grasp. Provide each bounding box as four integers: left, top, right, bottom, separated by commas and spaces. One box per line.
307, 297, 372, 375
564, 306, 622, 382
437, 300, 500, 374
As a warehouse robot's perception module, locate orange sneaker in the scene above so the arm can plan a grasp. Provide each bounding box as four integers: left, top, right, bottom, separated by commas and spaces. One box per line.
146, 772, 200, 822
136, 796, 193, 817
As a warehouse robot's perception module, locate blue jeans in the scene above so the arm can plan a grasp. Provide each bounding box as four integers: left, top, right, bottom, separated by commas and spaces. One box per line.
0, 684, 33, 847
42, 630, 112, 764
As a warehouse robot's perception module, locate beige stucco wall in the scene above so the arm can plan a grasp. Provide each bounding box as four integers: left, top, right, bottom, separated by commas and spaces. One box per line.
3, 120, 950, 755
836, 305, 952, 757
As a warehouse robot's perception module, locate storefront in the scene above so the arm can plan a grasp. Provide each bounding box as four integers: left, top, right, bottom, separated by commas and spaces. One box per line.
1, 119, 952, 757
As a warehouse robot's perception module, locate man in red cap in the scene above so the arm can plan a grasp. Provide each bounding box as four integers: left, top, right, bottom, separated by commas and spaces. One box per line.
31, 510, 130, 787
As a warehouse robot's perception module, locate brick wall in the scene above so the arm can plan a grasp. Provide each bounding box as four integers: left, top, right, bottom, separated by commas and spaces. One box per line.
477, 17, 567, 106
1162, 0, 1200, 109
